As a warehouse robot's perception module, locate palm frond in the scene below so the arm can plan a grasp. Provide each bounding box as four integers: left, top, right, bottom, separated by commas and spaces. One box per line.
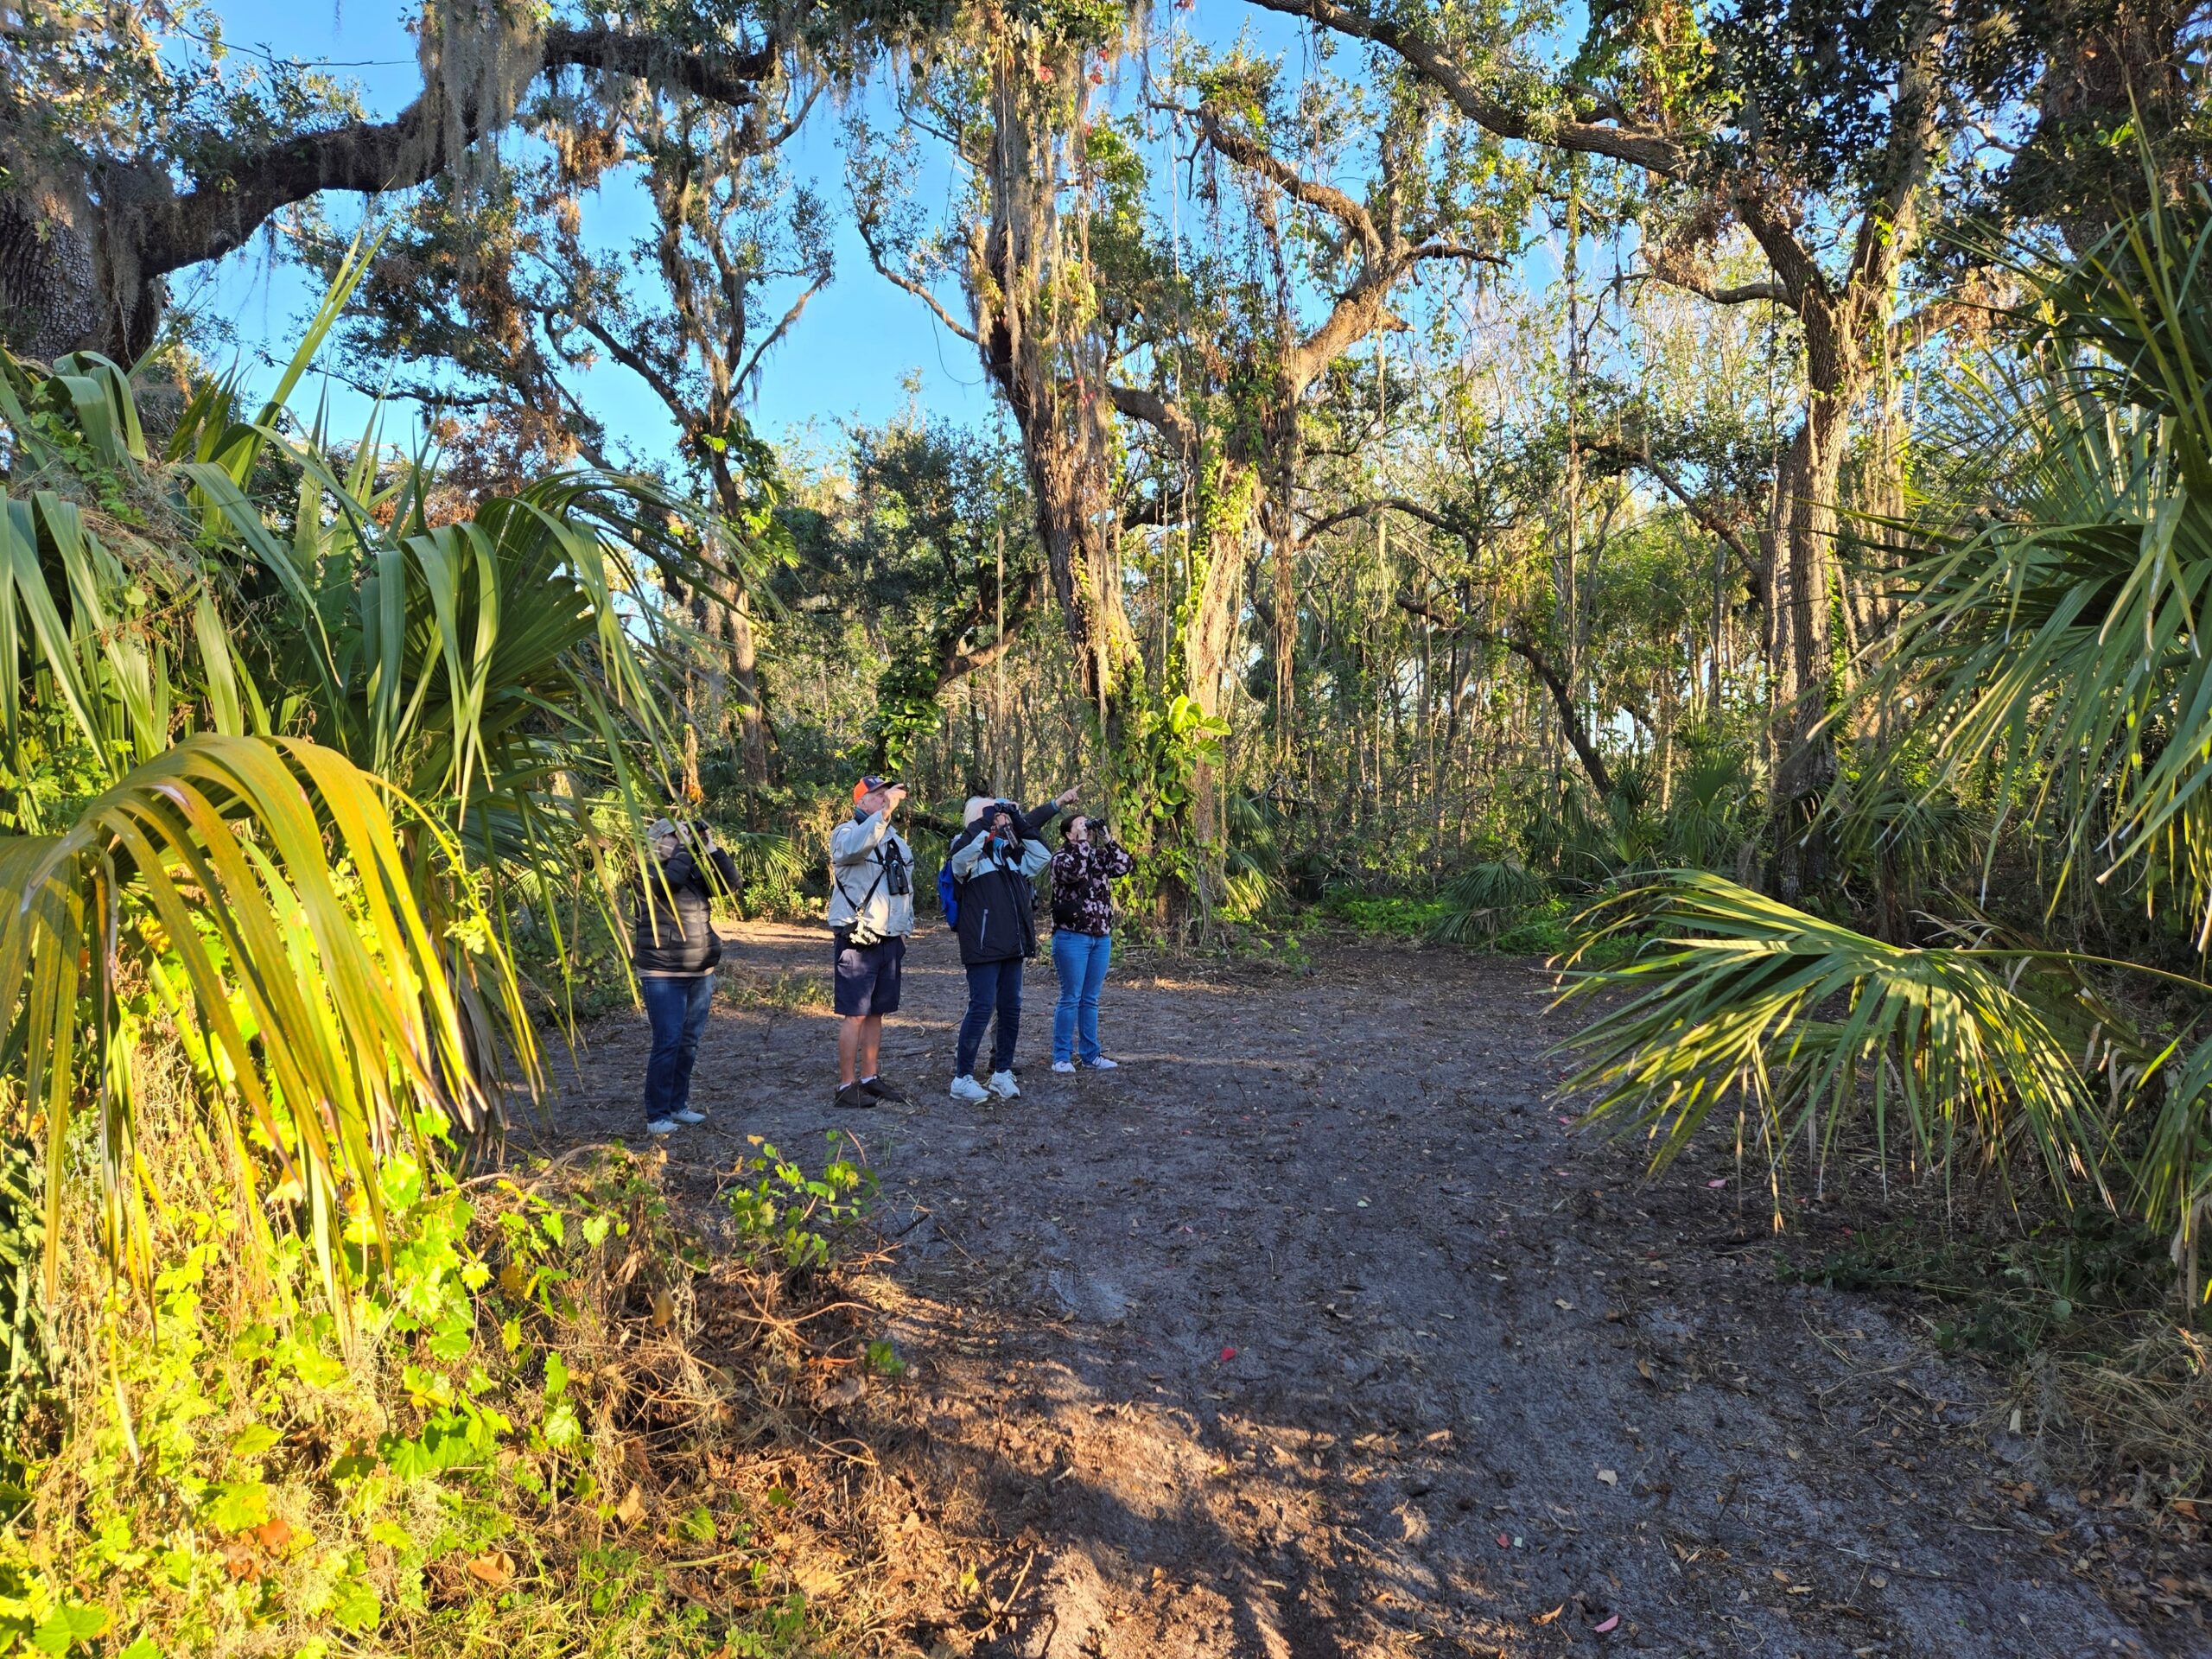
1431, 858, 1548, 942
0, 736, 482, 1301
1561, 873, 2112, 1205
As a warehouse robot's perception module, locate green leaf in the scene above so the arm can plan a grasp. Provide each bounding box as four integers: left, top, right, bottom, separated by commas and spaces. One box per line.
328, 1573, 381, 1635
207, 1480, 270, 1533
29, 1604, 107, 1655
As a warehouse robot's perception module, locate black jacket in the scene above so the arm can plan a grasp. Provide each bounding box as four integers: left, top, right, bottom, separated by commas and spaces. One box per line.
946, 802, 1060, 966
631, 848, 741, 975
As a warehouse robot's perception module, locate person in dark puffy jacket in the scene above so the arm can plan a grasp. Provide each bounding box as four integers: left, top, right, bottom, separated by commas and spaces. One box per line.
1047, 814, 1135, 1071
944, 788, 1077, 1103
631, 817, 741, 1137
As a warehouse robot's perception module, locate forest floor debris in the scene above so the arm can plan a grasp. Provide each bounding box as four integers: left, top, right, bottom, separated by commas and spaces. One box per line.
553, 925, 2194, 1656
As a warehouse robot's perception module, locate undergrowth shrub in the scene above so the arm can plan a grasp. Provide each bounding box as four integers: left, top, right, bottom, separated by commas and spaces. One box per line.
0, 1121, 884, 1657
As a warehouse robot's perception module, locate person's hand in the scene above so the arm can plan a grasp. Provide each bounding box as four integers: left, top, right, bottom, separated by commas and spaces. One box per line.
695, 823, 715, 849
884, 784, 908, 809
1054, 786, 1080, 809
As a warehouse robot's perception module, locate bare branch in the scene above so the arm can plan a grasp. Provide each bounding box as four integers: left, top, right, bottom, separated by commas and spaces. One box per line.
1407, 238, 1509, 268
1648, 267, 1793, 307
1304, 494, 1468, 541
1107, 384, 1199, 454
573, 314, 700, 437
736, 276, 830, 397
1168, 101, 1385, 260
1241, 0, 1687, 176
855, 214, 980, 346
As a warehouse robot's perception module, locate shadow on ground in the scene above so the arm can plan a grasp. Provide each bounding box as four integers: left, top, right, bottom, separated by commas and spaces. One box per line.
543, 923, 2172, 1659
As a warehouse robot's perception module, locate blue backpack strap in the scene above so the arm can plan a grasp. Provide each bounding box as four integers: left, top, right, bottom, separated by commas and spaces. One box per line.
937, 861, 958, 927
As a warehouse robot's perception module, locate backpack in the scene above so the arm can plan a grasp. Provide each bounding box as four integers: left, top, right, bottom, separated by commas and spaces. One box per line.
937, 861, 959, 929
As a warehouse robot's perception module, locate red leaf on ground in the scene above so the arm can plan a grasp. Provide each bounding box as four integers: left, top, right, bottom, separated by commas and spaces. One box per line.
1219, 1346, 1237, 1362
1595, 1613, 1620, 1633
1707, 1178, 1727, 1188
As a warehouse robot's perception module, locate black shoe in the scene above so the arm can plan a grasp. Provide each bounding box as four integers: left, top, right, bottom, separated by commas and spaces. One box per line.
861, 1076, 909, 1105
834, 1083, 879, 1109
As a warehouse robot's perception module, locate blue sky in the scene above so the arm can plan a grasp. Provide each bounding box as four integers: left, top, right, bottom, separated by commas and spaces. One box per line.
195, 0, 1323, 463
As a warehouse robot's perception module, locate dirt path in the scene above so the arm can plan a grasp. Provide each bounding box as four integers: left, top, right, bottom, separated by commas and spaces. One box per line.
556, 924, 2174, 1658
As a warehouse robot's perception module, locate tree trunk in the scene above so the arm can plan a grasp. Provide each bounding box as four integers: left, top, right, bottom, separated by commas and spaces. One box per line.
728, 588, 770, 788
1765, 327, 1854, 899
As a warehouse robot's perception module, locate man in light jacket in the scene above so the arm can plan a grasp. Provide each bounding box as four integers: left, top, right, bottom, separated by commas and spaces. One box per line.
944, 788, 1077, 1103
827, 775, 916, 1108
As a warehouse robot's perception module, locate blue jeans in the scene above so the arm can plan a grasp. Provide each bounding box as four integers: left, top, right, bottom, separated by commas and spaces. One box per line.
642, 973, 715, 1124
1052, 931, 1112, 1063
955, 959, 1023, 1077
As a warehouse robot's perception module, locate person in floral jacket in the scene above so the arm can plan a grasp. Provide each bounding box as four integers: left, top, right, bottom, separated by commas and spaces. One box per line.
1047, 814, 1136, 1071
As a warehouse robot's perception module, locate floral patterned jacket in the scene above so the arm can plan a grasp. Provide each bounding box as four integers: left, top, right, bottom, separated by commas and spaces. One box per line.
1049, 839, 1135, 936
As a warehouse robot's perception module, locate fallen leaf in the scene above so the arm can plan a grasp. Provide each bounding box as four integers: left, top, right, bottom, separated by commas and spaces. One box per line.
1707, 1178, 1728, 1189
1219, 1346, 1237, 1362
1635, 1358, 1655, 1382
222, 1541, 258, 1581
615, 1484, 646, 1527
253, 1516, 294, 1554
1497, 1532, 1512, 1548
818, 1371, 864, 1409
1594, 1613, 1620, 1633
498, 1260, 528, 1300
1785, 1446, 1802, 1461
1532, 1604, 1566, 1626
1597, 1468, 1618, 1487
467, 1550, 514, 1589
1554, 1299, 1574, 1311
651, 1289, 675, 1328
1868, 1573, 1888, 1589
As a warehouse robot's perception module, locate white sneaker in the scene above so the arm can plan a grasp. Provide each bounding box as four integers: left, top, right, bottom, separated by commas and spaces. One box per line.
645, 1117, 679, 1137
672, 1108, 708, 1124
1081, 1056, 1119, 1071
949, 1075, 990, 1104
1051, 1060, 1077, 1073
988, 1071, 1020, 1100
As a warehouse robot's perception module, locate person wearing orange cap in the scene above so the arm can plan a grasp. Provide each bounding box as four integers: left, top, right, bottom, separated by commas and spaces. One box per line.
825, 775, 915, 1107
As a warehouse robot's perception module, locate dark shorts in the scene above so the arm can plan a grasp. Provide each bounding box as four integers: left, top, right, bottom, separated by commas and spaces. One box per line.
832, 931, 906, 1017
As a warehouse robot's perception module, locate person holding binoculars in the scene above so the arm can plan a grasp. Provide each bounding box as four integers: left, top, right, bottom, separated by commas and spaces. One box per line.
944, 787, 1079, 1103
633, 817, 742, 1138
827, 774, 917, 1108
1047, 813, 1135, 1071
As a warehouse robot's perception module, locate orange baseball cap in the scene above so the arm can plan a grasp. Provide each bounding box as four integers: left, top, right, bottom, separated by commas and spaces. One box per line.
853, 774, 892, 804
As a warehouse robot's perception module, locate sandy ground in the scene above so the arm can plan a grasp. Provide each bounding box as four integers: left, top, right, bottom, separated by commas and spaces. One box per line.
548, 922, 2182, 1659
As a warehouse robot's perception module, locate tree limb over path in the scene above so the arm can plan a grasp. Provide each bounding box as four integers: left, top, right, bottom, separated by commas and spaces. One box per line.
13, 25, 783, 359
